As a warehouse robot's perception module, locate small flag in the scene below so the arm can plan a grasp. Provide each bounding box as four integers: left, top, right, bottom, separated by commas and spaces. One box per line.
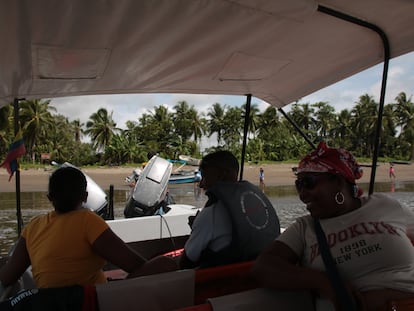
0, 131, 26, 181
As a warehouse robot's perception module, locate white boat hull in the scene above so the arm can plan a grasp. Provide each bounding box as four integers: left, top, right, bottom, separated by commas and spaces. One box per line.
108, 204, 198, 243
107, 204, 200, 259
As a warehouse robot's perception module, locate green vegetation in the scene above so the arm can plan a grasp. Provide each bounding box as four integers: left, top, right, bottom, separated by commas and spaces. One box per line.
0, 91, 413, 167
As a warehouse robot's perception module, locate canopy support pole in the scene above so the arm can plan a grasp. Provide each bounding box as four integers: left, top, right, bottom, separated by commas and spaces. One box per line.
318, 5, 390, 194
239, 94, 251, 181
13, 98, 24, 236
278, 108, 316, 149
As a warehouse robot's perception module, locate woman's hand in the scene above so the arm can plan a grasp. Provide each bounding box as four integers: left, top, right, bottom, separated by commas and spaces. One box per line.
127, 255, 178, 278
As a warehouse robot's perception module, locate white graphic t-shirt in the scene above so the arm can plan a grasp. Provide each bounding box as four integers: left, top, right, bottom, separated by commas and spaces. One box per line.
278, 193, 414, 292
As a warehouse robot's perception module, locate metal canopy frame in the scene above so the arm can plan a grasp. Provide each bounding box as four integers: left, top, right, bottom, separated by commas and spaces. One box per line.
318, 5, 390, 195
238, 4, 390, 195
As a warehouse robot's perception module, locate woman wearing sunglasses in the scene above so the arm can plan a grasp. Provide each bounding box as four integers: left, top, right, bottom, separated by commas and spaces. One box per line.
253, 141, 414, 311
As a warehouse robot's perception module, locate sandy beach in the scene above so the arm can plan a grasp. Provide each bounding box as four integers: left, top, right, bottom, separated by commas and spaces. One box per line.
0, 161, 412, 193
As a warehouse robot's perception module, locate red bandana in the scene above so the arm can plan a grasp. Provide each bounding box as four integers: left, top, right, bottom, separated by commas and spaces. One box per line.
297, 141, 363, 184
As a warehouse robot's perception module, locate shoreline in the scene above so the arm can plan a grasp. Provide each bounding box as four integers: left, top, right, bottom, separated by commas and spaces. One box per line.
0, 162, 412, 193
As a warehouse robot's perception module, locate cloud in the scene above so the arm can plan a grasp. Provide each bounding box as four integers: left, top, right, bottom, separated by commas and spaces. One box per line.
51, 94, 159, 128
50, 93, 251, 129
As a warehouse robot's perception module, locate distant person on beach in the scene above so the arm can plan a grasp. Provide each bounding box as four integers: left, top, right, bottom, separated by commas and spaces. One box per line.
0, 167, 177, 292
179, 150, 280, 269
193, 170, 203, 203
389, 162, 396, 180
253, 141, 414, 311
259, 167, 265, 191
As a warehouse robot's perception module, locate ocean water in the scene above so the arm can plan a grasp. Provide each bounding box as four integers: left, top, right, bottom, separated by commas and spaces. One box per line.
1, 181, 413, 257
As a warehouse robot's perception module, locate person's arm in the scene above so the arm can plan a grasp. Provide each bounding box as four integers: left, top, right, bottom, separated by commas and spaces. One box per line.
92, 228, 147, 273
179, 249, 199, 269
179, 207, 214, 269
127, 255, 178, 278
0, 237, 31, 286
253, 240, 337, 303
92, 228, 178, 277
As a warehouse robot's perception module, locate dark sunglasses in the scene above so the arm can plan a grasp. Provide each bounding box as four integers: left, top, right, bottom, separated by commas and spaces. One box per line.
295, 174, 332, 191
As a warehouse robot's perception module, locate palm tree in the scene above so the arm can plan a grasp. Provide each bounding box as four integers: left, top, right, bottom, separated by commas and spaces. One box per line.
105, 133, 135, 164
19, 99, 56, 163
257, 106, 279, 135
241, 103, 260, 138
84, 108, 119, 152
173, 101, 193, 142
0, 104, 12, 155
288, 102, 316, 134
351, 94, 378, 157
187, 106, 205, 143
44, 114, 73, 163
394, 92, 414, 160
136, 112, 159, 153
122, 120, 140, 150
207, 103, 226, 145
377, 104, 398, 158
144, 105, 175, 157
257, 106, 279, 159
0, 104, 11, 131
312, 101, 336, 140
222, 106, 243, 152
333, 109, 353, 148
71, 119, 84, 142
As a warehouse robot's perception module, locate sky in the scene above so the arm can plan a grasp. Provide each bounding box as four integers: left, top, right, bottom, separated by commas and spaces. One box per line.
50, 51, 414, 145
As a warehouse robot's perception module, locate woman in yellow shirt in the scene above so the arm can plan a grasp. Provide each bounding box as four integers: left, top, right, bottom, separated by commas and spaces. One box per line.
0, 166, 177, 289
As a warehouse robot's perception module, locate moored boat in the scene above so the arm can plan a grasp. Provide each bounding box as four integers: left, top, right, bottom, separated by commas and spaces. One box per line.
169, 170, 202, 184
179, 155, 201, 167
126, 163, 201, 185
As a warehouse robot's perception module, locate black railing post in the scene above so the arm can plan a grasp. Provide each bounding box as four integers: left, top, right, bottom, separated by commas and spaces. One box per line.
239, 94, 251, 181
107, 185, 114, 220
13, 98, 24, 236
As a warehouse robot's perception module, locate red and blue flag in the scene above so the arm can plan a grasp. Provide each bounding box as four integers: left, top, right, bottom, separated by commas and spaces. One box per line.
1, 131, 26, 181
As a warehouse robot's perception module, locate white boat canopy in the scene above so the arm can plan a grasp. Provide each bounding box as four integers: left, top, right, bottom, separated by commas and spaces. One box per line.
0, 0, 414, 108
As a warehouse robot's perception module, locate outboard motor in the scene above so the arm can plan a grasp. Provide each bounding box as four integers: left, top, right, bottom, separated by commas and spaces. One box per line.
124, 156, 173, 218
125, 168, 142, 185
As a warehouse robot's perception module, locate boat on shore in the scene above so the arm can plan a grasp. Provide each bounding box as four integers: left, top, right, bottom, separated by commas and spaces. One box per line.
126, 159, 201, 186
390, 160, 412, 165
1, 0, 414, 309
178, 155, 201, 167
169, 170, 201, 184
127, 168, 201, 185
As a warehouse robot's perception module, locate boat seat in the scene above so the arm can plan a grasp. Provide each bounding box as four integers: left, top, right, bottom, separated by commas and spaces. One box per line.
96, 269, 195, 311
194, 261, 258, 305
176, 288, 315, 311
208, 288, 315, 311
97, 260, 257, 311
